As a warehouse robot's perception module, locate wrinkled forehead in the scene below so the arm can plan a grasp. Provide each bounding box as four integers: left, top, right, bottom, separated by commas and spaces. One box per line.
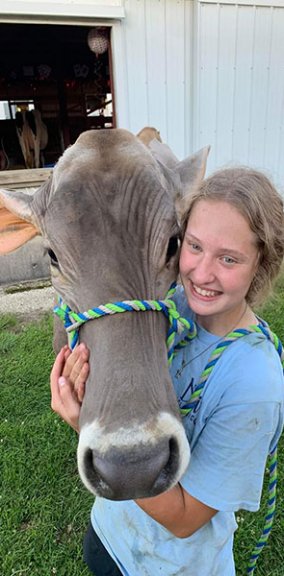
54, 128, 154, 185
36, 130, 175, 240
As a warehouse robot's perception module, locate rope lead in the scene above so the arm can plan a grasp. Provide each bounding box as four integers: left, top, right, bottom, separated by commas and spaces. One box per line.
179, 324, 284, 575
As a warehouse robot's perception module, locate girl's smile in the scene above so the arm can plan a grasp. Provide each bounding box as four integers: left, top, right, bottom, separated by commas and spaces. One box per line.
191, 282, 222, 299
179, 199, 260, 334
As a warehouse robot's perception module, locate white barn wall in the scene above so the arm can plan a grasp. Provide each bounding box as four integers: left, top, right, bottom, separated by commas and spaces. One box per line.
194, 1, 284, 189
0, 0, 283, 188
114, 0, 284, 188
116, 0, 194, 160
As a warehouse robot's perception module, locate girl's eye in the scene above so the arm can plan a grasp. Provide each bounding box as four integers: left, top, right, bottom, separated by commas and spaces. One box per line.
189, 243, 201, 252
222, 256, 237, 265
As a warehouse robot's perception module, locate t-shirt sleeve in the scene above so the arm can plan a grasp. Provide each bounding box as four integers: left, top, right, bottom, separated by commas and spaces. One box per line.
180, 399, 282, 512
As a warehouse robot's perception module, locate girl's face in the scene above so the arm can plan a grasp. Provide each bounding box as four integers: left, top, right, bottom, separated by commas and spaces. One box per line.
179, 199, 260, 334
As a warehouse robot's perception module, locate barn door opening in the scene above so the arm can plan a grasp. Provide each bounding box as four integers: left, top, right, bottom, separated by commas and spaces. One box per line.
0, 23, 115, 171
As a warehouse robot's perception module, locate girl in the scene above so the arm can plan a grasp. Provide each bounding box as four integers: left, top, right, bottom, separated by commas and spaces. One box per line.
51, 167, 284, 576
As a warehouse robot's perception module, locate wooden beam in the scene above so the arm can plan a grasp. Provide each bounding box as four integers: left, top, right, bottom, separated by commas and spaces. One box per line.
0, 168, 52, 189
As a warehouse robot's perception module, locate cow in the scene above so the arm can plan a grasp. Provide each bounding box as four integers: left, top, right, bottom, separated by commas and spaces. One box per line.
0, 128, 209, 500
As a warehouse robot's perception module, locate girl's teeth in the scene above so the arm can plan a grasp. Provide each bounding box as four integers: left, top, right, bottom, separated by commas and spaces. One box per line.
193, 285, 218, 297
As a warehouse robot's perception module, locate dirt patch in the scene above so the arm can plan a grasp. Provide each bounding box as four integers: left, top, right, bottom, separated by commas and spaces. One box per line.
0, 280, 55, 319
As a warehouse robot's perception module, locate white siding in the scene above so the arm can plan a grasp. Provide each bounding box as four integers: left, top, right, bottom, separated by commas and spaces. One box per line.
122, 1, 149, 131
119, 0, 194, 160
115, 0, 283, 189
195, 2, 284, 189
0, 0, 283, 188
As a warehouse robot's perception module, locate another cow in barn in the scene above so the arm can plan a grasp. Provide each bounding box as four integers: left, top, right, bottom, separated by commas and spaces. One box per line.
15, 109, 48, 169
0, 128, 209, 500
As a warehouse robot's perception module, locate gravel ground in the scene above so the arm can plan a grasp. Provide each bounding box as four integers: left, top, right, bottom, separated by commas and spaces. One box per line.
0, 284, 55, 317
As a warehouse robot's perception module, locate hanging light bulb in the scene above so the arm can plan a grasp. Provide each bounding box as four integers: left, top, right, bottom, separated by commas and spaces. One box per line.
87, 28, 109, 57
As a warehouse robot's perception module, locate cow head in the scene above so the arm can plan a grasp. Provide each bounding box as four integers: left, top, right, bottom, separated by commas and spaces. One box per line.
0, 129, 209, 500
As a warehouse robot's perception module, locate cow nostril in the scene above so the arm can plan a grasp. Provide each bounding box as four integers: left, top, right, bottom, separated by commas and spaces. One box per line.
152, 436, 179, 492
81, 437, 181, 500
83, 448, 104, 489
168, 436, 179, 471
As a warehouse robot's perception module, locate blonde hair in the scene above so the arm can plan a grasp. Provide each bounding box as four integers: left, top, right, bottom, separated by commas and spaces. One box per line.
181, 167, 284, 306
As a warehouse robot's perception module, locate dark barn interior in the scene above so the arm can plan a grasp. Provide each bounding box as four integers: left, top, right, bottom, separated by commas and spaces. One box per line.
0, 23, 114, 170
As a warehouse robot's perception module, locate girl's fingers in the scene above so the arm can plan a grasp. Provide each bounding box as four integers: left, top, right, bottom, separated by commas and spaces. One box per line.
62, 346, 81, 379
62, 344, 89, 401
64, 347, 72, 362
50, 343, 89, 431
62, 344, 89, 381
75, 362, 89, 403
50, 346, 69, 402
50, 346, 84, 432
57, 377, 80, 432
51, 345, 68, 380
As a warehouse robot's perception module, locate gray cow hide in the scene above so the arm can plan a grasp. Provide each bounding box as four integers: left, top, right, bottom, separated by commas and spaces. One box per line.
0, 128, 209, 500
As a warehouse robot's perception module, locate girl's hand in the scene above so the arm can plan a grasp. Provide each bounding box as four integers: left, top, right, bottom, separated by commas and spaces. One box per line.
50, 343, 89, 432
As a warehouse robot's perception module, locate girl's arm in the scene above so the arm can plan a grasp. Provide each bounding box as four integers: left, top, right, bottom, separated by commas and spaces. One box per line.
136, 486, 217, 538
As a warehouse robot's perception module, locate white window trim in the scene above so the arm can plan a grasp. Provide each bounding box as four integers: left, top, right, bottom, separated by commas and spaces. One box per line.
0, 2, 125, 24
198, 0, 284, 7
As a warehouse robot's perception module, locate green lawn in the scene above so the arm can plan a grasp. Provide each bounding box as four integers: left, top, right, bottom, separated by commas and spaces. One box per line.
1, 277, 284, 576
0, 314, 93, 576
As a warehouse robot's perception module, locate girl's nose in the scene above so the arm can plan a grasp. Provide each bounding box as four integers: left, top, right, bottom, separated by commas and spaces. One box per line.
192, 255, 216, 284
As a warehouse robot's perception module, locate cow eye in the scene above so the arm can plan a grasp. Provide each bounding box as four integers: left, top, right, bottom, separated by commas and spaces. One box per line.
47, 249, 58, 266
166, 235, 180, 263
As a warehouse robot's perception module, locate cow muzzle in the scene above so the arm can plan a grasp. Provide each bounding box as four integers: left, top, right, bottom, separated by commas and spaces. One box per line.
77, 412, 190, 500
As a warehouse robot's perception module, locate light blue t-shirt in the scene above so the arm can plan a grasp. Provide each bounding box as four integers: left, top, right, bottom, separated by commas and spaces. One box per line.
91, 289, 284, 576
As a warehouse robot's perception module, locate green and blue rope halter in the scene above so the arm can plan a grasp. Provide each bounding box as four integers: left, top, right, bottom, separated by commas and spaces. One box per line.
53, 284, 197, 362
54, 285, 283, 575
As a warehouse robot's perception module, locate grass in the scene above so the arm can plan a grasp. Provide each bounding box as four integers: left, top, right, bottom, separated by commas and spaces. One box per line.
1, 277, 284, 576
0, 314, 93, 576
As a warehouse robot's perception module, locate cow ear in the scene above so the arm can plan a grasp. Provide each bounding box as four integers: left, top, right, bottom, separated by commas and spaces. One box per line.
171, 146, 210, 221
148, 138, 179, 169
0, 190, 39, 254
175, 146, 210, 197
148, 139, 210, 190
